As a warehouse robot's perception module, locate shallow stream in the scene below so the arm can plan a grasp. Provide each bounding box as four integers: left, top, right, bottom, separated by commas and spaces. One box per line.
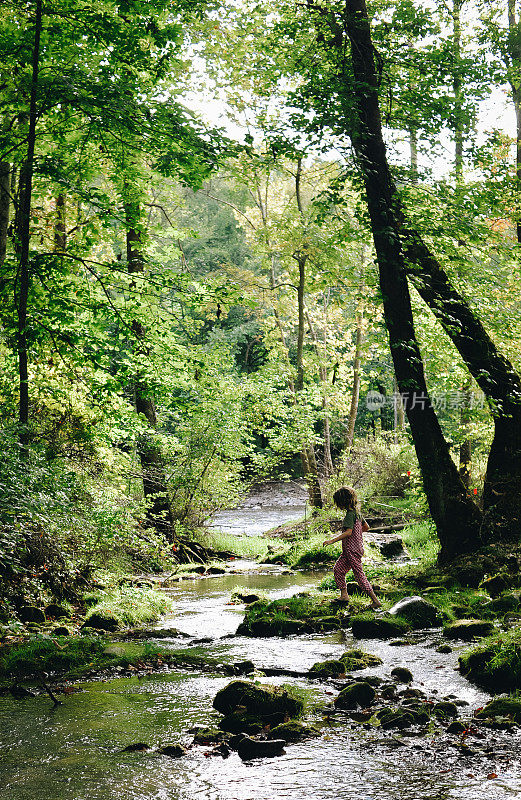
1, 503, 520, 800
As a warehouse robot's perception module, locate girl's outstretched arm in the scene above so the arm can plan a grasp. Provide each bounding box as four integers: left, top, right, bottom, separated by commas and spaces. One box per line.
323, 528, 352, 546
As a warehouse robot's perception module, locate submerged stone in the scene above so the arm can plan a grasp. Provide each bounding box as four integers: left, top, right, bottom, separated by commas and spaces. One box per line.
443, 619, 494, 640
122, 742, 150, 752
388, 596, 441, 629
335, 681, 376, 709
158, 744, 187, 758
267, 721, 318, 742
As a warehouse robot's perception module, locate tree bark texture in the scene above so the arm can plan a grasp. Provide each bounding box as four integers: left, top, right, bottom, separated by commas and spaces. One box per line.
0, 161, 9, 265
125, 197, 174, 537
343, 0, 482, 559
16, 0, 43, 451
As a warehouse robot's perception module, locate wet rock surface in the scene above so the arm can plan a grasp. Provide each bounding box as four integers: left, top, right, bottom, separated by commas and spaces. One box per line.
388, 596, 441, 628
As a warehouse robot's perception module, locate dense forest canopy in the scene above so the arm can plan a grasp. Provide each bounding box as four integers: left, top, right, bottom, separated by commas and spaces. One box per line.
1, 0, 521, 604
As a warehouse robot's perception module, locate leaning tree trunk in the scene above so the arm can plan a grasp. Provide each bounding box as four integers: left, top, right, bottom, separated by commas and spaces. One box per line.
125, 196, 175, 538
311, 0, 521, 541
343, 0, 482, 561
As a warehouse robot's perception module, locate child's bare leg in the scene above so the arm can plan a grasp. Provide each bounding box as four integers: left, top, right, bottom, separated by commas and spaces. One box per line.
366, 587, 382, 608
333, 555, 350, 601
349, 556, 381, 608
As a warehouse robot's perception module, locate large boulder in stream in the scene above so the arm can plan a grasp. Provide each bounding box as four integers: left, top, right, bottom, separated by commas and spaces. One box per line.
388, 596, 441, 629
213, 680, 304, 721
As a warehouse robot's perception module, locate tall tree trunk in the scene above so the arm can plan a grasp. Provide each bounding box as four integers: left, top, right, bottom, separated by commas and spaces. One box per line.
125, 196, 174, 537
346, 246, 365, 450
294, 158, 323, 508
54, 193, 66, 251
343, 0, 482, 560
0, 160, 9, 265
452, 0, 464, 183
305, 301, 334, 476
15, 0, 43, 453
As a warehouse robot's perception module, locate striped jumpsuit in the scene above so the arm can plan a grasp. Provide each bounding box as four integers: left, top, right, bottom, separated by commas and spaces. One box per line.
333, 510, 374, 594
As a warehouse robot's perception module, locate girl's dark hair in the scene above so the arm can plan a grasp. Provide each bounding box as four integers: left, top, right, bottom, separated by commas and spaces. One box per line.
333, 487, 359, 511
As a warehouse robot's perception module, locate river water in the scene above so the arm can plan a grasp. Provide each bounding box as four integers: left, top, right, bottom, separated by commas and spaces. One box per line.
1, 506, 520, 800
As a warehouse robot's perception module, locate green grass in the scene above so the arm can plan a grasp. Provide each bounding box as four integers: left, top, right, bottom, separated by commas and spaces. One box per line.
400, 521, 439, 564
459, 628, 521, 690
84, 586, 173, 629
196, 530, 283, 560
0, 635, 107, 679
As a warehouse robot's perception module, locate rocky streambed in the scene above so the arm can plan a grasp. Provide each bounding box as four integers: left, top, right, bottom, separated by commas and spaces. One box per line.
2, 559, 521, 800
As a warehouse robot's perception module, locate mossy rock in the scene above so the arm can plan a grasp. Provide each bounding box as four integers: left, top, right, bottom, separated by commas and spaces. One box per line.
218, 711, 265, 734
475, 698, 521, 723
432, 701, 458, 719
443, 619, 494, 640
45, 604, 69, 619
213, 680, 303, 720
83, 612, 119, 632
480, 573, 513, 598
158, 744, 187, 758
374, 705, 429, 728
52, 626, 70, 636
192, 726, 227, 744
309, 659, 346, 678
236, 735, 286, 760
19, 606, 46, 624
351, 614, 410, 639
447, 720, 468, 734
341, 648, 383, 670
391, 666, 413, 683
488, 592, 521, 614
335, 681, 376, 709
388, 596, 441, 629
267, 721, 318, 742
312, 616, 342, 632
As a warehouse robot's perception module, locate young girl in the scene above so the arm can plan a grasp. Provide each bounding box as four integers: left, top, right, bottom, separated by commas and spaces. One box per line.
323, 487, 381, 609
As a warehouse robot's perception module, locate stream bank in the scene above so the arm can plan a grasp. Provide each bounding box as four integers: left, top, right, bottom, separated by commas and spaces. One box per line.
2, 493, 521, 799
